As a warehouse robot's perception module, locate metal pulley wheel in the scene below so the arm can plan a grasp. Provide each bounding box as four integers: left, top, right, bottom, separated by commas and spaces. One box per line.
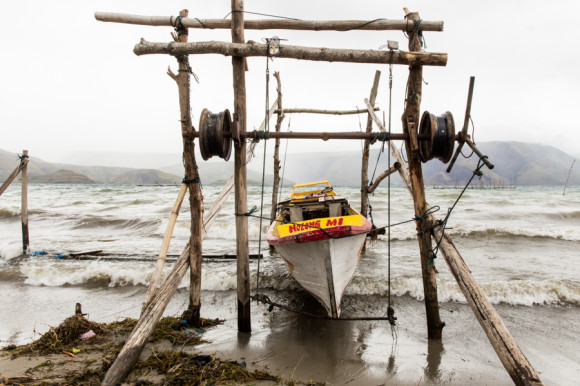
199, 108, 232, 161
419, 111, 455, 164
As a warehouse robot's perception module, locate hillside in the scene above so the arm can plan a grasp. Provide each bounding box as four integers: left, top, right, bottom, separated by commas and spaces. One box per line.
1, 142, 578, 186
30, 169, 96, 184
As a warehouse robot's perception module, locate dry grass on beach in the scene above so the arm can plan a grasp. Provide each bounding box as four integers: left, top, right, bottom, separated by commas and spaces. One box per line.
0, 314, 313, 385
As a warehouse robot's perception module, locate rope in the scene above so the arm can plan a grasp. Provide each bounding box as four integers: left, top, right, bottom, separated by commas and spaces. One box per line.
254, 55, 272, 297
423, 158, 487, 266
387, 59, 393, 318
252, 294, 397, 321
182, 177, 200, 184
224, 10, 301, 21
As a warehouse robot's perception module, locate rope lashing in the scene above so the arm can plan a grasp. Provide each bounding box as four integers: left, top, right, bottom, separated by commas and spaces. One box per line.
370, 131, 391, 145
251, 130, 270, 142
170, 15, 187, 35
412, 19, 426, 48
252, 293, 397, 322
182, 177, 200, 184
18, 154, 29, 161
235, 205, 259, 217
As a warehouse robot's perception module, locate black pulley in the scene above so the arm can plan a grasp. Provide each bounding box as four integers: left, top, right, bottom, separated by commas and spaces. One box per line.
419, 111, 455, 164
199, 108, 232, 161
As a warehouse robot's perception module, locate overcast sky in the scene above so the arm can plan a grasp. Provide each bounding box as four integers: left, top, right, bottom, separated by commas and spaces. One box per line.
1, 0, 579, 164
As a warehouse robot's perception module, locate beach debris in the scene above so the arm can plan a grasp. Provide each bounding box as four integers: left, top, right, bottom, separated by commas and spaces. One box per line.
62, 350, 77, 358
80, 330, 96, 339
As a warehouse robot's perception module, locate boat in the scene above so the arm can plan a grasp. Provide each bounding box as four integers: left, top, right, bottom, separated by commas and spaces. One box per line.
266, 181, 372, 318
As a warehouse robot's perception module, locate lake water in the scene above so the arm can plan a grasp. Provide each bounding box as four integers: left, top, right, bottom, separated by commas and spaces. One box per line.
0, 183, 578, 384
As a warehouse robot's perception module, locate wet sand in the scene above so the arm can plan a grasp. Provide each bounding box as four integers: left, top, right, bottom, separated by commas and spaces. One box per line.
1, 283, 579, 385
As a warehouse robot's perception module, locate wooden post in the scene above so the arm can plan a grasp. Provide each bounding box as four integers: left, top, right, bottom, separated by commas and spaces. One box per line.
142, 183, 187, 312
401, 11, 444, 339
365, 100, 543, 385
270, 71, 285, 222
361, 70, 381, 219
21, 150, 29, 255
168, 9, 204, 326
231, 0, 251, 333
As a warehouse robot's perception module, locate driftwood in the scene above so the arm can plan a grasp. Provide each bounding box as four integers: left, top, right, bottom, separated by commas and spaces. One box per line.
231, 0, 251, 333
95, 12, 444, 32
0, 156, 28, 197
102, 241, 191, 386
275, 107, 379, 115
134, 39, 448, 67
367, 162, 401, 194
142, 183, 187, 312
361, 70, 381, 219
366, 75, 544, 386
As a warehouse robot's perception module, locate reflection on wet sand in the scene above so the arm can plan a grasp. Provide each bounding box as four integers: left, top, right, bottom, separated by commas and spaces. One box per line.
425, 338, 445, 382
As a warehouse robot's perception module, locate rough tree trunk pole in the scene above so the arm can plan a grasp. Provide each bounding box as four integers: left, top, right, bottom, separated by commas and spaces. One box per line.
365, 96, 543, 386
95, 12, 445, 32
134, 39, 447, 67
142, 183, 187, 312
168, 9, 205, 327
270, 71, 285, 222
21, 150, 29, 255
231, 0, 251, 333
401, 11, 444, 339
361, 70, 381, 219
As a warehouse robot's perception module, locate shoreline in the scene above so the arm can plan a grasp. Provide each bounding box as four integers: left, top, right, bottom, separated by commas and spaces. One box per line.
1, 287, 579, 385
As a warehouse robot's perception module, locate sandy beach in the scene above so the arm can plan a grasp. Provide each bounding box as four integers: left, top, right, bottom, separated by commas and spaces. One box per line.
1, 286, 578, 385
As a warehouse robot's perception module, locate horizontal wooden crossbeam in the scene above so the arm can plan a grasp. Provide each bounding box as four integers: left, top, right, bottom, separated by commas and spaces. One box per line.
95, 12, 444, 32
134, 39, 447, 66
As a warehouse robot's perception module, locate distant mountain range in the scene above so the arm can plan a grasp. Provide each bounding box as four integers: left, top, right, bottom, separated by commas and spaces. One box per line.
1, 141, 578, 186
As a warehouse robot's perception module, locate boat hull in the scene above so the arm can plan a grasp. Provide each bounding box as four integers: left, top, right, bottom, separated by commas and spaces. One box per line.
272, 231, 367, 318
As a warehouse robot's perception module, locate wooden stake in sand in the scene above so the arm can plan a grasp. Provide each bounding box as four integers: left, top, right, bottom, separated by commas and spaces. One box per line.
21, 150, 29, 254
142, 183, 187, 312
365, 85, 544, 386
231, 0, 251, 333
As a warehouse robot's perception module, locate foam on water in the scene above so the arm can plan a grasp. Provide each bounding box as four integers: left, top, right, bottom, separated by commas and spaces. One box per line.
0, 184, 578, 309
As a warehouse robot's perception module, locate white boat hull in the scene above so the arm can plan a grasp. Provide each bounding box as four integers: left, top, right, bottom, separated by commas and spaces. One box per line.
274, 232, 367, 318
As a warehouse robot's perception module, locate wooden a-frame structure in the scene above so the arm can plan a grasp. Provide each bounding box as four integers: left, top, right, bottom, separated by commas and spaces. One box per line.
96, 3, 542, 385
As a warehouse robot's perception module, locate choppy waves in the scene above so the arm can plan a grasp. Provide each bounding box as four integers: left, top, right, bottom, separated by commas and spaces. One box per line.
10, 257, 580, 307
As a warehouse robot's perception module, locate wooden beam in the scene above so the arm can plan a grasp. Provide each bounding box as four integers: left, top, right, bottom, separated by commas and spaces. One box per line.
401, 11, 444, 340
134, 39, 448, 66
142, 183, 187, 312
21, 150, 29, 255
95, 12, 444, 32
275, 107, 379, 115
434, 232, 543, 385
367, 162, 401, 194
0, 157, 28, 197
361, 70, 381, 219
231, 0, 251, 333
